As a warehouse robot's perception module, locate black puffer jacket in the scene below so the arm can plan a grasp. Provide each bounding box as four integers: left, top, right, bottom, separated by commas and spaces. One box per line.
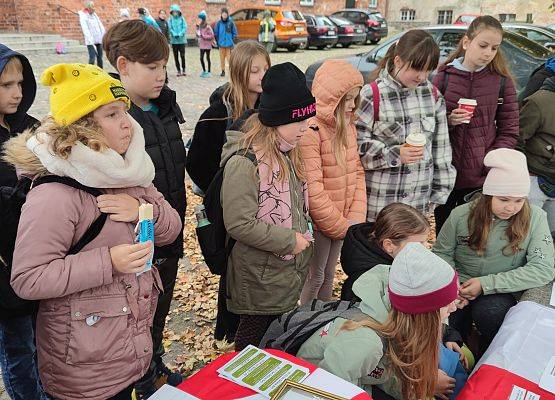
128, 85, 186, 258
186, 85, 229, 193
519, 60, 555, 103
340, 222, 393, 301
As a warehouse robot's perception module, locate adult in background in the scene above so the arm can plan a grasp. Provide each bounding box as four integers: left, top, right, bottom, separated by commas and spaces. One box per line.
519, 56, 555, 102
138, 8, 161, 32
78, 1, 105, 68
214, 7, 237, 77
156, 9, 170, 43
258, 10, 276, 53
168, 4, 187, 77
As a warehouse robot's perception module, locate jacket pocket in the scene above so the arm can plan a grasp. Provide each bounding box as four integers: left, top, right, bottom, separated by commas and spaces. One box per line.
66, 295, 131, 365
374, 121, 405, 144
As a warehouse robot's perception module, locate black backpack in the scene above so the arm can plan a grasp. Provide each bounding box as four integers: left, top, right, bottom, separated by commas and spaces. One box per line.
195, 150, 257, 275
259, 299, 371, 356
0, 176, 107, 320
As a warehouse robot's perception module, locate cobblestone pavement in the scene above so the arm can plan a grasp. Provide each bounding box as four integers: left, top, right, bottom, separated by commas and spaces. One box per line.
0, 43, 376, 399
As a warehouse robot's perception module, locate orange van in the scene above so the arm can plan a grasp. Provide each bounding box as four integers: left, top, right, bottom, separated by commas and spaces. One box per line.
230, 7, 308, 52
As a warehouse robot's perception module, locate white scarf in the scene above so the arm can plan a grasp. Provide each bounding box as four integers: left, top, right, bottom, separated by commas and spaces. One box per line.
26, 117, 155, 188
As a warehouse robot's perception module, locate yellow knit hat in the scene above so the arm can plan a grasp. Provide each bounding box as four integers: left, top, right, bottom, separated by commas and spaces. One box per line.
41, 63, 130, 126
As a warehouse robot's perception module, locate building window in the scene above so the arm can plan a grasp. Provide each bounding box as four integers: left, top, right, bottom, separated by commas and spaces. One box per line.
499, 13, 516, 22
369, 0, 378, 8
526, 13, 533, 23
300, 0, 314, 6
437, 10, 453, 25
205, 0, 226, 3
265, 0, 281, 5
400, 9, 416, 21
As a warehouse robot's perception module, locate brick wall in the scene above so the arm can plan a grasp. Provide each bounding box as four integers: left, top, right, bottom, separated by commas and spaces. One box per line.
0, 0, 386, 42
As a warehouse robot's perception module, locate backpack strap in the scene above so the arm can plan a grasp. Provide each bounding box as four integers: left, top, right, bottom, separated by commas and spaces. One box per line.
441, 71, 450, 94
31, 176, 108, 255
370, 81, 380, 122
432, 85, 439, 102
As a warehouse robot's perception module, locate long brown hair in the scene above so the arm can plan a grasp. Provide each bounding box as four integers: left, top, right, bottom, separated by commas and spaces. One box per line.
372, 203, 430, 247
223, 41, 271, 122
341, 309, 441, 399
241, 113, 305, 183
332, 92, 360, 169
443, 15, 512, 78
371, 29, 440, 81
468, 194, 531, 256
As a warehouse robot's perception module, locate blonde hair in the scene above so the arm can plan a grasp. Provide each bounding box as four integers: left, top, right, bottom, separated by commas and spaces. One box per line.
241, 113, 305, 183
332, 92, 360, 169
341, 309, 441, 400
0, 57, 23, 80
3, 115, 107, 167
223, 41, 271, 122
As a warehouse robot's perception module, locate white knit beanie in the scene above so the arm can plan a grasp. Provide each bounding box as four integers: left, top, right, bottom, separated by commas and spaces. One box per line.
482, 149, 530, 197
388, 243, 458, 315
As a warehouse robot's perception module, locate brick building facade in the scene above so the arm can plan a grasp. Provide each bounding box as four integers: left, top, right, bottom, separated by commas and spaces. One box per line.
0, 0, 381, 42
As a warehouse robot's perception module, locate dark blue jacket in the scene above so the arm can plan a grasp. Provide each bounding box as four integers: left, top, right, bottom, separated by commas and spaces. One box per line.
0, 45, 38, 188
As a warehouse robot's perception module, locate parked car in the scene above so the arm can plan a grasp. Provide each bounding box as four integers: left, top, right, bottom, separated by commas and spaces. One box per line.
305, 25, 551, 93
503, 23, 555, 50
230, 7, 308, 52
304, 14, 338, 49
454, 14, 480, 25
328, 16, 366, 48
547, 23, 555, 30
331, 8, 388, 44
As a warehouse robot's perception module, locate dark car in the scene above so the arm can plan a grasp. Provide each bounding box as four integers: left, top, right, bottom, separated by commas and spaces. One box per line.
304, 14, 339, 49
502, 23, 555, 50
328, 16, 366, 48
332, 8, 388, 44
305, 26, 551, 93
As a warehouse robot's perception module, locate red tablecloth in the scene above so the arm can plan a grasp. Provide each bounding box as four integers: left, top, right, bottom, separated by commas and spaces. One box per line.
178, 349, 371, 400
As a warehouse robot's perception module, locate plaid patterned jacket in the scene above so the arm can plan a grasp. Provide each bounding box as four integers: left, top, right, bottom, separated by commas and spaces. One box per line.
356, 69, 456, 221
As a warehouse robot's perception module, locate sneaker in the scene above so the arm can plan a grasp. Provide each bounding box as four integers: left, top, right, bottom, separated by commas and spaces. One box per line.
181, 71, 187, 77
220, 70, 225, 77
205, 72, 212, 78
200, 71, 207, 78
176, 71, 182, 77
156, 362, 183, 386
134, 368, 157, 400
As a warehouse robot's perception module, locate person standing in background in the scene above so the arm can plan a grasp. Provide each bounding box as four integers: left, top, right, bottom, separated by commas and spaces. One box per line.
138, 8, 161, 32
258, 10, 276, 53
197, 10, 215, 78
214, 7, 237, 77
156, 9, 170, 43
78, 1, 105, 68
168, 4, 187, 77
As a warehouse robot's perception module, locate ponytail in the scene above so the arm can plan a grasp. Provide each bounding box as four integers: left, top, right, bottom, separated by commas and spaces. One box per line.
443, 15, 513, 79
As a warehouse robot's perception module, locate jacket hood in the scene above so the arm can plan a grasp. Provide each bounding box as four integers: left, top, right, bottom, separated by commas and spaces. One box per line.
541, 75, 555, 92
170, 4, 181, 13
341, 222, 393, 278
437, 63, 491, 79
311, 59, 363, 125
210, 84, 228, 105
352, 264, 391, 323
447, 57, 487, 73
220, 129, 244, 166
3, 128, 47, 176
0, 44, 36, 117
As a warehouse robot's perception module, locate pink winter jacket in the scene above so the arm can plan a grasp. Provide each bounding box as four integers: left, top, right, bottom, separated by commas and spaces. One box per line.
10, 181, 181, 399
300, 59, 367, 240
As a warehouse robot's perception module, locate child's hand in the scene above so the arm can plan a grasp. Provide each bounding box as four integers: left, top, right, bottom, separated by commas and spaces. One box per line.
400, 144, 424, 164
449, 108, 473, 126
97, 194, 140, 223
435, 369, 456, 400
455, 295, 469, 309
293, 232, 310, 255
459, 278, 483, 300
109, 242, 153, 274
445, 341, 470, 370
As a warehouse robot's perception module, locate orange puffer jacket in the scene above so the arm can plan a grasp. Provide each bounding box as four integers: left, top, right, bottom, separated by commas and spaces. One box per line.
300, 59, 367, 240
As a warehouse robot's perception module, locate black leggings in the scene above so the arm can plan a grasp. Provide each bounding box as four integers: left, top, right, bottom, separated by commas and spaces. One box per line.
234, 314, 277, 351
449, 293, 517, 357
172, 44, 186, 73
200, 49, 211, 72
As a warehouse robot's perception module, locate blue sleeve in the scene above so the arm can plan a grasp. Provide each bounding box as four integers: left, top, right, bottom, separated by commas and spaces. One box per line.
182, 18, 187, 37
214, 21, 220, 40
